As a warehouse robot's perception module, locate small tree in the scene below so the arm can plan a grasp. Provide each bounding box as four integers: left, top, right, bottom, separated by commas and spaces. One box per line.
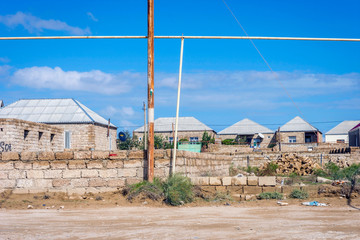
154, 135, 165, 149
117, 130, 140, 150
201, 131, 214, 149
341, 163, 360, 206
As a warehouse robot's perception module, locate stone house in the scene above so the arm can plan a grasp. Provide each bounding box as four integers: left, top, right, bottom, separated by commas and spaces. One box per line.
133, 117, 216, 143
218, 118, 275, 148
0, 99, 117, 151
277, 116, 322, 144
325, 120, 360, 143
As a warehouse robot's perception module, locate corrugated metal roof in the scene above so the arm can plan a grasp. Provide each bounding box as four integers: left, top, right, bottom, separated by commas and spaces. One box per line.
280, 116, 318, 132
349, 123, 360, 132
326, 120, 360, 135
0, 98, 116, 128
134, 117, 213, 132
218, 118, 274, 135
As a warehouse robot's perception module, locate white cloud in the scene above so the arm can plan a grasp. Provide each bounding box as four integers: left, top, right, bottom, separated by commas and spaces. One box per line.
0, 57, 10, 63
102, 106, 136, 117
87, 12, 98, 22
11, 66, 134, 95
0, 12, 91, 35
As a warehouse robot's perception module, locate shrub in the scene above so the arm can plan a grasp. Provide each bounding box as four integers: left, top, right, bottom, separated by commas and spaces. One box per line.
213, 191, 233, 202
325, 162, 343, 180
289, 189, 308, 199
162, 174, 194, 206
258, 192, 283, 200
313, 168, 328, 178
124, 179, 164, 201
222, 139, 236, 145
258, 163, 278, 176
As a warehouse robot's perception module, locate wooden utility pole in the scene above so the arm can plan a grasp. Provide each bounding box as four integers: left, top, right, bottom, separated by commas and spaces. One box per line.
143, 101, 147, 150
147, 0, 155, 182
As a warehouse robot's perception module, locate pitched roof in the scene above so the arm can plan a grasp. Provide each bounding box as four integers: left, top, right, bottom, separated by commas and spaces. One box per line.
349, 123, 360, 132
0, 100, 3, 108
218, 118, 274, 135
0, 98, 116, 128
279, 116, 318, 132
134, 117, 213, 132
326, 120, 360, 135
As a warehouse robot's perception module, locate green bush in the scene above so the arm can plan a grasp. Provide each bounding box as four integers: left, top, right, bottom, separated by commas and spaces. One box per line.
325, 162, 343, 180
313, 168, 328, 178
222, 139, 236, 145
258, 163, 278, 176
213, 191, 233, 202
124, 178, 164, 201
162, 174, 194, 206
258, 192, 283, 200
289, 189, 308, 199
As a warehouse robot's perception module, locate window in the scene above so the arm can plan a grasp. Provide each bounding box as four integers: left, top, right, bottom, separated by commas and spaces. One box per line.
190, 137, 199, 144
50, 134, 55, 142
169, 137, 173, 143
24, 130, 29, 140
64, 131, 71, 149
336, 139, 345, 143
289, 136, 296, 143
38, 132, 43, 140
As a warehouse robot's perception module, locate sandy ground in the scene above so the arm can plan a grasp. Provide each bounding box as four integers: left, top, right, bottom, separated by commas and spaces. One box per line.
0, 203, 360, 240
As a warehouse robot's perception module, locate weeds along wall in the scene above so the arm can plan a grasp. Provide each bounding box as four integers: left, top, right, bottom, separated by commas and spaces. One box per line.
0, 150, 358, 194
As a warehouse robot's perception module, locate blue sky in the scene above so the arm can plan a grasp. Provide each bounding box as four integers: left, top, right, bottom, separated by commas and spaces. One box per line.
0, 0, 359, 134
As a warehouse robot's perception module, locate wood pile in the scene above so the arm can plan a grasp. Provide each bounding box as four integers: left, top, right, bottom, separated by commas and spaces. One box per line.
261, 153, 322, 176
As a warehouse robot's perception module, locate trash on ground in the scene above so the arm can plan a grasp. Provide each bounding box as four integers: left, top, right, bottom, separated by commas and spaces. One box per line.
302, 201, 327, 206
277, 201, 288, 206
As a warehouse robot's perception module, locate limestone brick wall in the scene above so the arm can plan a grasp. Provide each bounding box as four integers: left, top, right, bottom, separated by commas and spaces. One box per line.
93, 125, 117, 151
279, 131, 305, 143
0, 118, 63, 152
134, 130, 216, 142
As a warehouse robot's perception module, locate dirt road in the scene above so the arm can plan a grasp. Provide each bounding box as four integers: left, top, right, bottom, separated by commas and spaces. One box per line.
0, 205, 359, 240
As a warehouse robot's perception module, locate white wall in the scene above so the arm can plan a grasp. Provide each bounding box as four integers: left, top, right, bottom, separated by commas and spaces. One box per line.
325, 134, 348, 143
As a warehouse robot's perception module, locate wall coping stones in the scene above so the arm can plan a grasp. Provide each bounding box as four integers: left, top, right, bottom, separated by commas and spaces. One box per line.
91, 151, 109, 159
74, 151, 92, 160
1, 152, 19, 161
128, 150, 145, 159
55, 151, 74, 160
247, 176, 259, 186
20, 152, 38, 161
38, 152, 55, 161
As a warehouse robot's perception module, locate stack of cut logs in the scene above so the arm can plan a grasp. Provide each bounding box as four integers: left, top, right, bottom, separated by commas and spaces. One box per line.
262, 153, 322, 176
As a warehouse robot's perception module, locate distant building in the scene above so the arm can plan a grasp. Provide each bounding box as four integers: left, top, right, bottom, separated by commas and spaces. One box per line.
278, 116, 322, 144
218, 118, 275, 148
0, 100, 4, 108
133, 117, 215, 143
0, 99, 117, 151
325, 120, 360, 143
349, 123, 360, 147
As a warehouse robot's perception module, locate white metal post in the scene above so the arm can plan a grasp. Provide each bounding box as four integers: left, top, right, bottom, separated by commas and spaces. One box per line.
172, 37, 184, 175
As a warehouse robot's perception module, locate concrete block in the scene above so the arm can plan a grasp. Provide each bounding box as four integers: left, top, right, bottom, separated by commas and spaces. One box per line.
136, 168, 145, 178
0, 171, 8, 179
175, 157, 185, 166
0, 179, 16, 188
192, 177, 209, 186
99, 169, 117, 178
38, 152, 55, 161
55, 151, 74, 160
33, 161, 50, 170
118, 168, 137, 177
258, 176, 276, 186
209, 177, 222, 186
109, 151, 127, 160
154, 150, 165, 159
0, 162, 14, 170
33, 179, 52, 188
243, 186, 262, 194
53, 179, 71, 187
44, 170, 63, 179
20, 152, 38, 161
68, 160, 86, 169
123, 160, 142, 168
232, 177, 247, 186
89, 178, 107, 187
71, 179, 89, 187
262, 186, 276, 193
107, 179, 126, 187
222, 177, 232, 186
74, 151, 91, 160
91, 151, 109, 159
17, 179, 34, 188
2, 152, 19, 161
87, 160, 104, 169
155, 159, 170, 168
247, 176, 259, 186
81, 170, 98, 178
106, 160, 124, 168
128, 150, 145, 159
226, 186, 243, 193
126, 177, 142, 185
8, 170, 26, 179
215, 186, 227, 192
63, 170, 81, 179
26, 170, 44, 179
50, 161, 67, 169
14, 162, 32, 169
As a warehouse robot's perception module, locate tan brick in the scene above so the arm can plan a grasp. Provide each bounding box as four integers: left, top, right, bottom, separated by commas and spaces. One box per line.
109, 151, 127, 160
87, 160, 104, 169
175, 157, 184, 166
106, 160, 124, 168
155, 159, 170, 168
99, 169, 117, 178
222, 177, 232, 186
232, 177, 247, 186
53, 179, 71, 187
89, 178, 107, 187
26, 170, 44, 179
0, 171, 8, 179
50, 161, 67, 169
44, 170, 63, 179
215, 186, 227, 192
136, 168, 145, 178
123, 160, 142, 168
2, 152, 19, 161
126, 177, 142, 185
20, 152, 38, 161
17, 179, 33, 188
91, 151, 109, 159
71, 179, 89, 187
209, 177, 222, 186
74, 151, 91, 160
118, 168, 137, 177
191, 177, 209, 186
68, 160, 86, 169
63, 170, 81, 178
81, 169, 98, 178
33, 179, 52, 188
38, 152, 55, 160
8, 170, 26, 179
258, 176, 276, 186
0, 162, 14, 170
55, 151, 74, 160
14, 162, 32, 169
262, 186, 277, 193
243, 186, 262, 194
154, 150, 165, 159
0, 179, 16, 188
226, 186, 243, 193
247, 176, 259, 186
107, 179, 126, 187
128, 150, 145, 159
33, 161, 50, 170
